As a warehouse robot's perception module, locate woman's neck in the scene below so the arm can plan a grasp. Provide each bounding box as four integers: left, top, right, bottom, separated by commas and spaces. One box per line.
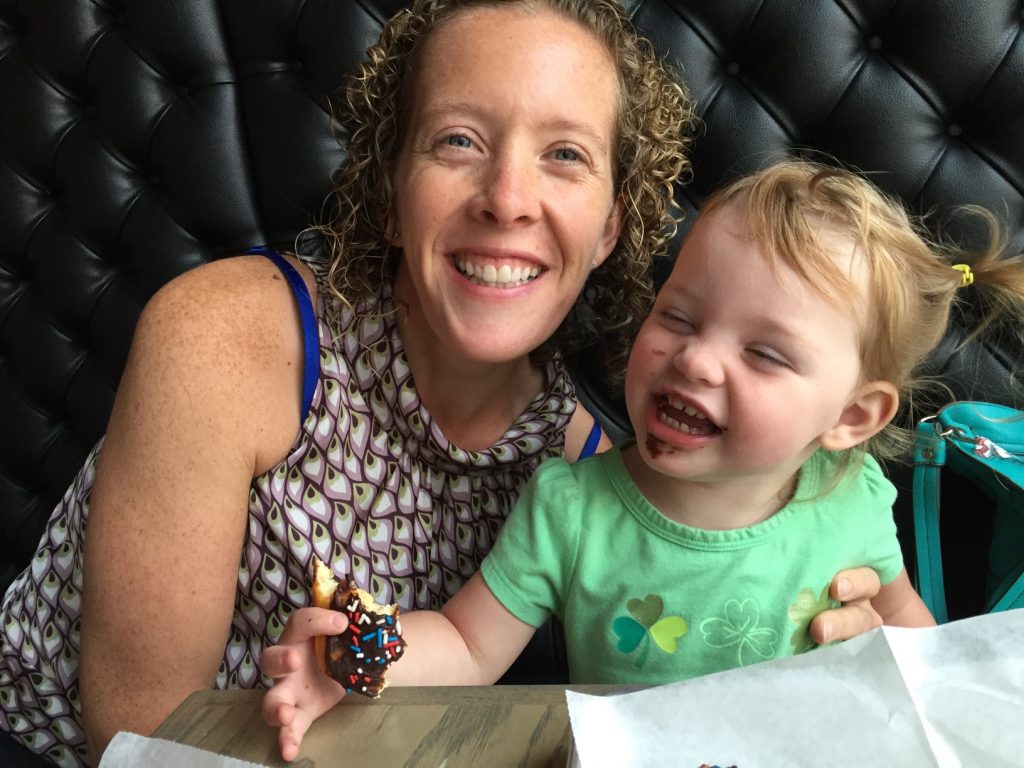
394, 299, 547, 452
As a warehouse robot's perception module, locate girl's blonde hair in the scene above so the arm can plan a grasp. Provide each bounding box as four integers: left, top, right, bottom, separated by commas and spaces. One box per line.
703, 159, 1024, 464
314, 0, 695, 375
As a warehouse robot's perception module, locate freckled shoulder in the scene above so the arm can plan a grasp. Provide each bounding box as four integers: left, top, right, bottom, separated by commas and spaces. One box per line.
129, 253, 316, 470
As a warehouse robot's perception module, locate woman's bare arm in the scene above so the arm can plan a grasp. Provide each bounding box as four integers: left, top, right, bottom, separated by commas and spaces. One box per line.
80, 256, 311, 763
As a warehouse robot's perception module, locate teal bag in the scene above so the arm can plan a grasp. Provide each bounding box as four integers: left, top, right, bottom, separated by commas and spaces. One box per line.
913, 401, 1024, 624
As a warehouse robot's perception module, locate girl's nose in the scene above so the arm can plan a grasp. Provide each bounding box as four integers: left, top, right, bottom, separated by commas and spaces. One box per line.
673, 340, 725, 387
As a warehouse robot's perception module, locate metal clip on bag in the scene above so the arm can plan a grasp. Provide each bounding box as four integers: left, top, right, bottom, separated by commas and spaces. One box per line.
913, 401, 1024, 623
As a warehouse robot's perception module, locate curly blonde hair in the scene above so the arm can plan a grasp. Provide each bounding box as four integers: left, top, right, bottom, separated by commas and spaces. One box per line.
315, 0, 695, 377
703, 159, 1024, 467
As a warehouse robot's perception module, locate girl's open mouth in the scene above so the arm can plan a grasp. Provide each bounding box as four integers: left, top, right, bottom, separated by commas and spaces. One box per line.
657, 395, 724, 436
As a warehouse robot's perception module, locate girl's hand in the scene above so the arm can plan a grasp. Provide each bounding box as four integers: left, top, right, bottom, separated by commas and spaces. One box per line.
261, 607, 348, 762
809, 567, 884, 644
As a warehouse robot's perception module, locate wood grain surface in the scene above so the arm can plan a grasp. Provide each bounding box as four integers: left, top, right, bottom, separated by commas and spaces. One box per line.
152, 685, 628, 768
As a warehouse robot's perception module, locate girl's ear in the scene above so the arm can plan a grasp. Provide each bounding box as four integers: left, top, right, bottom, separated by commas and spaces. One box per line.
820, 381, 899, 451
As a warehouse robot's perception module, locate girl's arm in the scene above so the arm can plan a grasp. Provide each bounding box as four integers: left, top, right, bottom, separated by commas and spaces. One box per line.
263, 572, 536, 761
392, 572, 537, 685
870, 567, 937, 628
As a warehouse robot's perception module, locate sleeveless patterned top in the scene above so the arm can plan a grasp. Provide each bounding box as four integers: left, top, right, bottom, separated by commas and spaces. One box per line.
0, 261, 577, 767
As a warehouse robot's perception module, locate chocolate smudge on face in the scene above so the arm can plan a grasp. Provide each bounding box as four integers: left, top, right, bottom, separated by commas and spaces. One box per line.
645, 434, 677, 457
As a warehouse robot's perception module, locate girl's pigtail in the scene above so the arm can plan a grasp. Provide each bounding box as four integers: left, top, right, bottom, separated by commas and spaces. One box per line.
949, 208, 1024, 354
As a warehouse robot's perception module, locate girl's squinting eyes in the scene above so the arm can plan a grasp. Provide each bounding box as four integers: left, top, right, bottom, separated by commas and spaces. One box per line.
659, 310, 695, 330
749, 347, 792, 370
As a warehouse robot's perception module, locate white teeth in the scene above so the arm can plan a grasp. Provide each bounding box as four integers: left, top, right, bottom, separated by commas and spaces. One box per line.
683, 404, 707, 420
667, 396, 709, 421
657, 410, 711, 435
456, 259, 540, 287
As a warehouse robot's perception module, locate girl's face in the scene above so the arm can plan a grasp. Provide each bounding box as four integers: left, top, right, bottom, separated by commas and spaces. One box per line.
391, 7, 622, 366
625, 202, 869, 497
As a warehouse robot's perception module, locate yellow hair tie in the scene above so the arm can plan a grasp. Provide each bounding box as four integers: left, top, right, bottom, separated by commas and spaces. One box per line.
952, 263, 974, 287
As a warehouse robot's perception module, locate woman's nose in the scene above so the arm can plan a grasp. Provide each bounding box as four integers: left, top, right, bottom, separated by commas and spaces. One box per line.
475, 151, 542, 226
673, 340, 725, 387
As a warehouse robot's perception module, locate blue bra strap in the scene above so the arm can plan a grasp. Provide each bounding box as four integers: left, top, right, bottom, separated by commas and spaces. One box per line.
246, 246, 318, 424
579, 418, 603, 460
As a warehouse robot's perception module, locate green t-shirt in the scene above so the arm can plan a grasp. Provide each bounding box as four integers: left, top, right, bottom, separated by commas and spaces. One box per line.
480, 445, 903, 684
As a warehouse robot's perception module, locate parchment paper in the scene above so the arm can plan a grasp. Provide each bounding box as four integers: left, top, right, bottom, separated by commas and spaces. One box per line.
566, 609, 1024, 767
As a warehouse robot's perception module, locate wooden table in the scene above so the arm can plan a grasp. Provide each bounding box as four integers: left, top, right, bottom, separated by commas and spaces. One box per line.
153, 685, 626, 767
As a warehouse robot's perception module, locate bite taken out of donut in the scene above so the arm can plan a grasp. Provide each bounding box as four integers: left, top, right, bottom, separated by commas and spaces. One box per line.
310, 557, 406, 697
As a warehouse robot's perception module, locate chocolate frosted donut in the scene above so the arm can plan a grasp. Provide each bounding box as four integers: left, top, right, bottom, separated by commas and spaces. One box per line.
311, 558, 407, 697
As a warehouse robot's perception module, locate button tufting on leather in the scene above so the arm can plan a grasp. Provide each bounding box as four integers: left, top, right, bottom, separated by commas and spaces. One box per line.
2, 0, 1023, 627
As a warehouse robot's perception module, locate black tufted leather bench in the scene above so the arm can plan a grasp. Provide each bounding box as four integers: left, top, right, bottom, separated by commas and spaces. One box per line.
2, 0, 1023, 718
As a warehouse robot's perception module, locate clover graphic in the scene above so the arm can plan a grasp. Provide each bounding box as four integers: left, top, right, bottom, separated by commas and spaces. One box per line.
612, 594, 688, 668
787, 584, 836, 653
699, 598, 779, 666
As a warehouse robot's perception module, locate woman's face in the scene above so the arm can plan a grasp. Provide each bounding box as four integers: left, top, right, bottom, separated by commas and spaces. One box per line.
391, 7, 622, 365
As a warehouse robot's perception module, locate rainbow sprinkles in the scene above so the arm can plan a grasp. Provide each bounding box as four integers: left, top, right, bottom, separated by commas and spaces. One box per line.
323, 581, 407, 697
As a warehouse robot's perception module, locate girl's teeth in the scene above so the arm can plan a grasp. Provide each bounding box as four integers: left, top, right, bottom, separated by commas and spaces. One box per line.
657, 410, 713, 435
683, 404, 707, 420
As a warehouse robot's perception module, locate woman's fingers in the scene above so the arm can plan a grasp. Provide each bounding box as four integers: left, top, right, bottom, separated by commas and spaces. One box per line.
809, 567, 883, 644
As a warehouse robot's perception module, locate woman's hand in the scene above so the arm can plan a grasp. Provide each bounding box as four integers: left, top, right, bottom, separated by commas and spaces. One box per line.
262, 608, 348, 762
809, 567, 884, 644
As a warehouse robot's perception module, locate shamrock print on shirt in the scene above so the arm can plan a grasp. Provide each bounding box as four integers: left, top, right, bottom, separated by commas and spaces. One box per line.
699, 597, 779, 666
612, 593, 688, 668
787, 584, 837, 653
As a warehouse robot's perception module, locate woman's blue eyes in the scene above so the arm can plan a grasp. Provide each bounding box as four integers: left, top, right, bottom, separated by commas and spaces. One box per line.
440, 135, 580, 162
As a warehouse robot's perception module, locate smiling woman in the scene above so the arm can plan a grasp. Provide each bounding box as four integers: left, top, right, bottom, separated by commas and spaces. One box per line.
389, 7, 623, 416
